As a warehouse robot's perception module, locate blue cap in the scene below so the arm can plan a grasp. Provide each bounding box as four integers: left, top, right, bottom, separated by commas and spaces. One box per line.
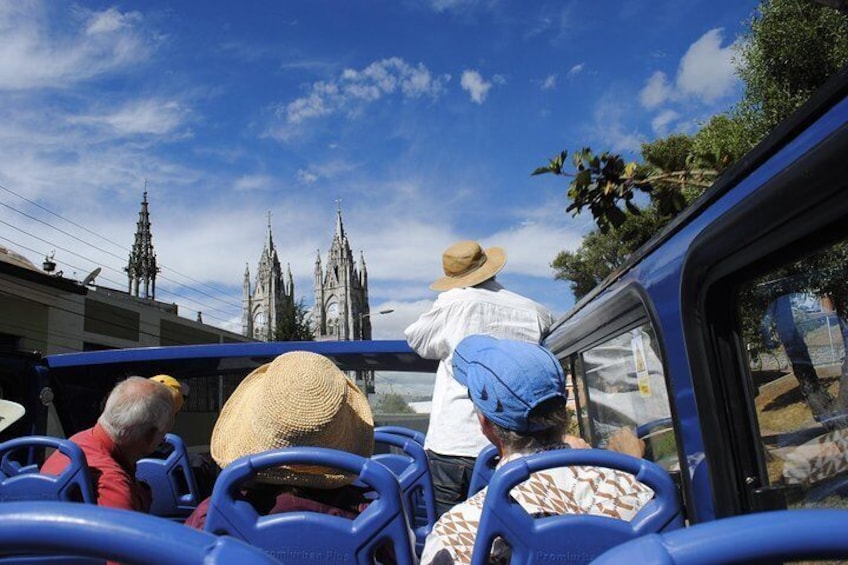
452, 335, 567, 433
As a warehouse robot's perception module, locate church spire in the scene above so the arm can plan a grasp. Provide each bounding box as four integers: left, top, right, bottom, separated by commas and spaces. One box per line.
334, 198, 346, 240
125, 183, 159, 299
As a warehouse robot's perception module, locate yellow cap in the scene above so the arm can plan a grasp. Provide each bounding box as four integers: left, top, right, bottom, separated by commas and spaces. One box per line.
150, 374, 186, 412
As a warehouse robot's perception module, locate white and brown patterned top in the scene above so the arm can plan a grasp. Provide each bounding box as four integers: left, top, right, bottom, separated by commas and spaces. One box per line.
419, 451, 655, 565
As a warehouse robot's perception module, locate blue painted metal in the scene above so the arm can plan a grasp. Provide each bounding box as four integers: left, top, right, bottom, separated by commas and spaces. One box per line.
0, 501, 280, 564
205, 446, 415, 565
136, 433, 199, 519
374, 426, 426, 446
467, 443, 498, 498
0, 436, 95, 504
45, 340, 436, 373
373, 430, 436, 555
592, 509, 848, 564
471, 448, 683, 565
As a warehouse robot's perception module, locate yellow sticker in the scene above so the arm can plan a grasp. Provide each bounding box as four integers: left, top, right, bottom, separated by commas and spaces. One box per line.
632, 333, 651, 398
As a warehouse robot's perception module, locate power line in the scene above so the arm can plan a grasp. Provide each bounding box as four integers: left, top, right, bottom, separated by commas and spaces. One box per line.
0, 182, 243, 310
0, 233, 237, 327
0, 226, 238, 325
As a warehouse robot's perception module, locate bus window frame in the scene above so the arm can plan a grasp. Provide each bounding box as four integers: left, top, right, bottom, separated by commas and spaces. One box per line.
681, 94, 848, 518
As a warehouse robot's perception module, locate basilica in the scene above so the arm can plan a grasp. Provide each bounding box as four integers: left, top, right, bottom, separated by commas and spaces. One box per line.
241, 206, 372, 343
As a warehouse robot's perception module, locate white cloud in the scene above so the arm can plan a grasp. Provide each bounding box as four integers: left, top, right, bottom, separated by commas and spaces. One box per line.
651, 109, 681, 136
0, 3, 151, 91
460, 70, 493, 104
427, 0, 480, 13
297, 169, 318, 184
282, 57, 448, 125
640, 28, 739, 110
567, 64, 584, 78
541, 74, 557, 90
68, 99, 189, 136
639, 71, 672, 109
234, 174, 273, 192
676, 28, 738, 104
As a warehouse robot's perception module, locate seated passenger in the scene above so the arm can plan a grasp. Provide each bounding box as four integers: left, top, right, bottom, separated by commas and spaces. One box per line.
184, 350, 375, 528
41, 376, 174, 512
420, 336, 655, 565
149, 374, 190, 414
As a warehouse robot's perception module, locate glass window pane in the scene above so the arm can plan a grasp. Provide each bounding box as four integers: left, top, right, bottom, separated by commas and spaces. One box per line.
578, 324, 677, 470
737, 238, 848, 509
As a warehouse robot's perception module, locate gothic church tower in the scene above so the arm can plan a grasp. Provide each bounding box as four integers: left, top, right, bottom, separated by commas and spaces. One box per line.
242, 215, 295, 341
126, 189, 159, 299
312, 205, 370, 341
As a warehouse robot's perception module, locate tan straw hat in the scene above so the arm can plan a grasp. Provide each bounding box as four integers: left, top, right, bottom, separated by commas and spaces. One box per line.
430, 240, 507, 291
210, 351, 374, 489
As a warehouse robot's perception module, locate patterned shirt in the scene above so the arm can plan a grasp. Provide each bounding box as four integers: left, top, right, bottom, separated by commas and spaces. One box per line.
419, 451, 655, 565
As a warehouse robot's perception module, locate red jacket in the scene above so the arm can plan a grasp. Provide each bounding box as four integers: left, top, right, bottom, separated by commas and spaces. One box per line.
41, 423, 151, 512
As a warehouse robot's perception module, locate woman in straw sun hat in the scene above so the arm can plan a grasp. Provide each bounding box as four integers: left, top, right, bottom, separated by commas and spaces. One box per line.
185, 350, 375, 529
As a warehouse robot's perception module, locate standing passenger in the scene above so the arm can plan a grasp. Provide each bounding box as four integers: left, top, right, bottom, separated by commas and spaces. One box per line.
42, 377, 174, 512
405, 240, 553, 517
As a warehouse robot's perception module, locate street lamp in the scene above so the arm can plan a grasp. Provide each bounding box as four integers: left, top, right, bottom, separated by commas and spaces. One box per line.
359, 308, 394, 340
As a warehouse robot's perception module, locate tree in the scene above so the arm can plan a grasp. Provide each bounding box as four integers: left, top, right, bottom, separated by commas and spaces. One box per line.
274, 298, 314, 341
539, 0, 848, 299
373, 392, 415, 415
538, 0, 848, 414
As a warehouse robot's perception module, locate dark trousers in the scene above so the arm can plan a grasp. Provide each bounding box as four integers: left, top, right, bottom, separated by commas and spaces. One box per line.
426, 450, 477, 519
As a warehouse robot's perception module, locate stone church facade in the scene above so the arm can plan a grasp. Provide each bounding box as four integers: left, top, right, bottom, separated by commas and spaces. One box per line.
312, 208, 371, 342
241, 206, 370, 342
241, 217, 295, 341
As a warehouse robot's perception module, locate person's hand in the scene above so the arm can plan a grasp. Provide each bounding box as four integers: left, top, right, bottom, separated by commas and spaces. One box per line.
563, 434, 590, 449
607, 427, 646, 458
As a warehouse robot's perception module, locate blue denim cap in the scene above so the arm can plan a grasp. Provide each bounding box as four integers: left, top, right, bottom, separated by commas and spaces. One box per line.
452, 335, 567, 433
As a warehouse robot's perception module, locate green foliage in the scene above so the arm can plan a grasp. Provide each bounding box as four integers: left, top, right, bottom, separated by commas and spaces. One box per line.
737, 0, 848, 138
274, 298, 314, 341
541, 0, 848, 297
373, 392, 415, 414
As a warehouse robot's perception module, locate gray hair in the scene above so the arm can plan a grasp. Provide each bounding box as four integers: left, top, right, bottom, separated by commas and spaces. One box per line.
98, 376, 174, 445
488, 397, 570, 453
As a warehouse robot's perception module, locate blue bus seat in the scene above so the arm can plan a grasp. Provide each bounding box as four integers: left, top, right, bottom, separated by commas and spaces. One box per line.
0, 501, 279, 564
0, 436, 95, 504
136, 433, 199, 519
467, 443, 499, 498
374, 426, 426, 446
592, 509, 848, 564
373, 431, 436, 556
204, 446, 416, 564
471, 448, 683, 565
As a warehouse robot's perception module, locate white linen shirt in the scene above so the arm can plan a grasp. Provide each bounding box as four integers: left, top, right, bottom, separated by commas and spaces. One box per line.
404, 280, 554, 457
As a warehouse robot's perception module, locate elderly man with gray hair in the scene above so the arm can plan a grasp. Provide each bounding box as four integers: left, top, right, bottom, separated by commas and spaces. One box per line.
42, 376, 174, 512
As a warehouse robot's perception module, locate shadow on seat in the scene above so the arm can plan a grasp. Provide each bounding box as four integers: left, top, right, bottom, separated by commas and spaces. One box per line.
0, 501, 278, 564
592, 509, 848, 564
467, 443, 499, 498
471, 448, 683, 565
0, 436, 95, 504
373, 430, 436, 556
136, 433, 199, 520
205, 446, 416, 565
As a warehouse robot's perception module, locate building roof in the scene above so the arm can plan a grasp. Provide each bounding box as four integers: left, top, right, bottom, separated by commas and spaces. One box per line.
0, 246, 39, 272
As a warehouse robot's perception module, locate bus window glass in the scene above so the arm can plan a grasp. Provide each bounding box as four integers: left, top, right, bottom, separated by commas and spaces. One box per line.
577, 324, 678, 470
737, 237, 848, 509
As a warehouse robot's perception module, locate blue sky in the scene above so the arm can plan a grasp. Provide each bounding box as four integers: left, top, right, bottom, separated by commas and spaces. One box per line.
0, 1, 758, 383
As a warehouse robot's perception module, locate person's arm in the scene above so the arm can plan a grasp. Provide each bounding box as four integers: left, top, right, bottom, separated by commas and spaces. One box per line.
404, 299, 451, 360
606, 427, 646, 459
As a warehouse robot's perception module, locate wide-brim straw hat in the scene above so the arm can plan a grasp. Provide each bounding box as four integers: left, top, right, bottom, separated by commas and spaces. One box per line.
430, 240, 507, 291
210, 351, 374, 489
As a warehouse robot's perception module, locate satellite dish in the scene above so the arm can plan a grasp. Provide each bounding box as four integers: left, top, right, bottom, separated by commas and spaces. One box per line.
81, 267, 102, 287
